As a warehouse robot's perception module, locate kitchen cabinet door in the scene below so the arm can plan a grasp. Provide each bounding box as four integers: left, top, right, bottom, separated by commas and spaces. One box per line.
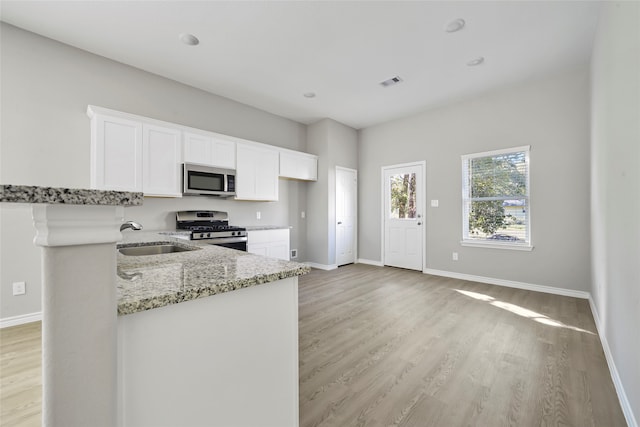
211, 138, 236, 169
90, 115, 143, 192
247, 229, 290, 261
143, 124, 182, 197
183, 132, 213, 165
184, 132, 236, 169
279, 151, 318, 181
235, 143, 279, 201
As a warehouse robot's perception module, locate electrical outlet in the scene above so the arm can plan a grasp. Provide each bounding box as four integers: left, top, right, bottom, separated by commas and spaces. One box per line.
291, 249, 298, 259
256, 211, 261, 220
452, 252, 459, 261
301, 211, 305, 219
13, 281, 26, 296
431, 200, 439, 207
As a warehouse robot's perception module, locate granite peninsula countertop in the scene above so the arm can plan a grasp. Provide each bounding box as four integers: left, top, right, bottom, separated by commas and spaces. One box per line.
243, 225, 292, 231
116, 232, 310, 316
0, 184, 143, 206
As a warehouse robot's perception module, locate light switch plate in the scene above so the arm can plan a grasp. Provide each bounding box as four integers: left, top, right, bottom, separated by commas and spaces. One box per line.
431, 200, 439, 207
13, 281, 26, 296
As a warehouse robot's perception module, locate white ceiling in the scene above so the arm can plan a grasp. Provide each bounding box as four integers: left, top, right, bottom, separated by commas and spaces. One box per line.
0, 1, 601, 129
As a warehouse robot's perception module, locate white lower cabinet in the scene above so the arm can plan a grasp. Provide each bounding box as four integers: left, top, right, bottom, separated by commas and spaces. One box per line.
117, 277, 299, 427
247, 228, 290, 261
235, 143, 279, 201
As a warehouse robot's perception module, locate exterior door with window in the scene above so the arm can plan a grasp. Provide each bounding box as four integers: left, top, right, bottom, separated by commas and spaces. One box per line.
383, 163, 424, 270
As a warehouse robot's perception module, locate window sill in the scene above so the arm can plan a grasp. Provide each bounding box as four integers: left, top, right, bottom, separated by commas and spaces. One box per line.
460, 241, 534, 251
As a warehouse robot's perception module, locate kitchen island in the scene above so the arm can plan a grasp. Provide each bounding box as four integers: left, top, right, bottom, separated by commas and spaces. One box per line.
2, 185, 309, 426
116, 232, 309, 427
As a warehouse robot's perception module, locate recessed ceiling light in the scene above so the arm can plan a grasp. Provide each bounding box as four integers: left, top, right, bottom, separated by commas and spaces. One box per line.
445, 18, 466, 33
179, 33, 199, 46
467, 57, 485, 66
303, 92, 316, 98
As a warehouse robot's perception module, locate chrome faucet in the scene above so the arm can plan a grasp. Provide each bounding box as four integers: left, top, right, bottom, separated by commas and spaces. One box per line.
120, 221, 143, 232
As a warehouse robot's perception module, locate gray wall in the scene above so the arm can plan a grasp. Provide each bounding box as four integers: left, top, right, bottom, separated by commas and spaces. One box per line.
359, 66, 592, 292
306, 119, 358, 267
0, 23, 308, 319
590, 1, 640, 422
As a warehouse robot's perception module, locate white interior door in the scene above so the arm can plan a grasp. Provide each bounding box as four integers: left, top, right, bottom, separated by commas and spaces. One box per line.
383, 163, 424, 271
336, 167, 357, 266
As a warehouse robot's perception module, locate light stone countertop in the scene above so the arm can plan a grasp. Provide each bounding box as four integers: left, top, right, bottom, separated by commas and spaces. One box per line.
0, 184, 143, 206
116, 232, 310, 316
242, 225, 292, 231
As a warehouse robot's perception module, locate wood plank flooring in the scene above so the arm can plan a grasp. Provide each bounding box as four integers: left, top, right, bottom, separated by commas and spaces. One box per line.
0, 264, 627, 426
299, 264, 626, 427
0, 321, 41, 427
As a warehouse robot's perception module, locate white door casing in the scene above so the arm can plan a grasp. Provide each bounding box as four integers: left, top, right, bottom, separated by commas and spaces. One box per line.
382, 162, 425, 271
336, 167, 357, 266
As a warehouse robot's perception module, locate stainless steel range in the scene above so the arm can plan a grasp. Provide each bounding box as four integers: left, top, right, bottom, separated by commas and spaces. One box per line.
174, 210, 247, 251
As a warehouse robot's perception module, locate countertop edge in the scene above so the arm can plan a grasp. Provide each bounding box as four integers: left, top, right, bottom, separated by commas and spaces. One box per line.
0, 185, 143, 206
117, 267, 308, 316
242, 225, 292, 231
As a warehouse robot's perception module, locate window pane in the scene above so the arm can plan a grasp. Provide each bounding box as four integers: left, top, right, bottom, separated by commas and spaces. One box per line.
468, 199, 527, 242
470, 152, 527, 198
389, 173, 417, 219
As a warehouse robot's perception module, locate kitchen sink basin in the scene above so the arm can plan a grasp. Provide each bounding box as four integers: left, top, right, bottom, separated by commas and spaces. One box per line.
118, 244, 197, 256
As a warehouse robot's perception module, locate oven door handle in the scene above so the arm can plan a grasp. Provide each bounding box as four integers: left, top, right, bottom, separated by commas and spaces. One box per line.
203, 236, 248, 245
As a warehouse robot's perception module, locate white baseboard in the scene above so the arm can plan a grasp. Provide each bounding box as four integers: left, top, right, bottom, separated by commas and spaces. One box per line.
0, 311, 42, 328
357, 258, 384, 267
589, 296, 638, 427
422, 268, 590, 299
305, 262, 338, 271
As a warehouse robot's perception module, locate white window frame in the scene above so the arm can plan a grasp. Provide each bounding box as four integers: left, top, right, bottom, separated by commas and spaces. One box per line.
461, 145, 533, 251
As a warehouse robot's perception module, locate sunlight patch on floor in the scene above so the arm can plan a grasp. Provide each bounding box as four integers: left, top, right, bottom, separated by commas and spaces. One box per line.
455, 289, 594, 334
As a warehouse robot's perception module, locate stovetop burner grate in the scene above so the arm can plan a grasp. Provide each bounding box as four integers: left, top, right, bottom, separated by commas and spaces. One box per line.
184, 225, 245, 232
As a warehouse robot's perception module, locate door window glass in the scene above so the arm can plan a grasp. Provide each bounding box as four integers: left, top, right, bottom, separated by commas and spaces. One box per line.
389, 173, 417, 219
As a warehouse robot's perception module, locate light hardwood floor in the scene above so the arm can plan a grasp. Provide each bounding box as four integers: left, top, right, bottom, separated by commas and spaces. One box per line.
0, 264, 627, 426
0, 321, 41, 427
299, 264, 626, 427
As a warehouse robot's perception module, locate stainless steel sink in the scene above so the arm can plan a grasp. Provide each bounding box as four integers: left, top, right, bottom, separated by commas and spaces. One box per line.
118, 244, 197, 256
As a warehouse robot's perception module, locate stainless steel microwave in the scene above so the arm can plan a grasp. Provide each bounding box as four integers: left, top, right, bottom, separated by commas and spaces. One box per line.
183, 163, 236, 197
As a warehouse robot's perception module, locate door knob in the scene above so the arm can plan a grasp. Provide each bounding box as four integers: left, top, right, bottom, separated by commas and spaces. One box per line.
337, 221, 342, 224
417, 222, 422, 225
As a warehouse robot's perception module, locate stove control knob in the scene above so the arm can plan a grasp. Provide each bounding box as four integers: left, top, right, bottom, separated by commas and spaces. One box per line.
232, 231, 236, 236
206, 233, 211, 238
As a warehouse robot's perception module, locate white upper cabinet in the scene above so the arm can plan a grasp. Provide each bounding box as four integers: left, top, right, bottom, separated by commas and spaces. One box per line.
88, 106, 181, 197
88, 105, 315, 201
142, 124, 182, 197
236, 143, 279, 201
279, 150, 318, 181
183, 131, 236, 169
183, 132, 212, 165
90, 114, 143, 192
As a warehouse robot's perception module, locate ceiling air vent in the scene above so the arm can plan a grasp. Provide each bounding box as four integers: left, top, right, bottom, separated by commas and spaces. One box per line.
380, 76, 403, 87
